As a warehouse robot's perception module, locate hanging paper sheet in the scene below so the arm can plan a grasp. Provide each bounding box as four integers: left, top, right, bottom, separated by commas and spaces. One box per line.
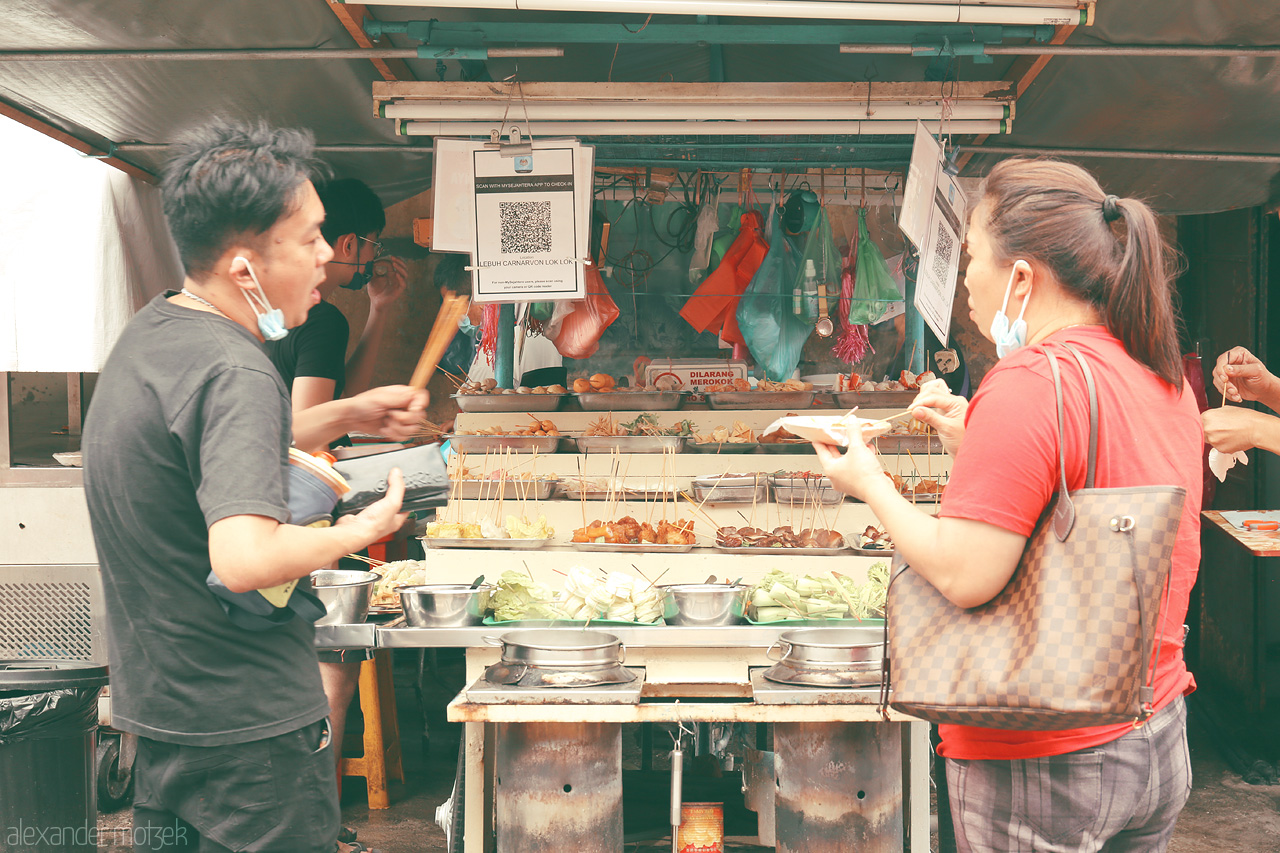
900, 121, 966, 344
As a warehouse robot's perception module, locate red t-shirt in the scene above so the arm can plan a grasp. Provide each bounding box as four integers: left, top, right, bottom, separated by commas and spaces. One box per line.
936, 326, 1203, 761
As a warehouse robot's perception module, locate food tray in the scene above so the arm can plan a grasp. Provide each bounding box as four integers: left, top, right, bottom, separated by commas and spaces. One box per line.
756, 440, 816, 454
772, 484, 844, 505
575, 391, 686, 411
693, 473, 764, 487
561, 486, 680, 502
447, 434, 563, 454
851, 546, 894, 558
747, 612, 885, 627
715, 544, 850, 556
421, 537, 552, 550
706, 390, 817, 410
453, 478, 558, 501
897, 492, 943, 504
569, 542, 696, 554
832, 390, 917, 408
874, 434, 944, 454
574, 435, 686, 454
692, 482, 767, 503
686, 441, 759, 454
452, 393, 568, 413
482, 616, 663, 627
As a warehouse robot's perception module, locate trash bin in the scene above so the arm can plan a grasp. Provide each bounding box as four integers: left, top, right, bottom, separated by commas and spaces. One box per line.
0, 660, 110, 852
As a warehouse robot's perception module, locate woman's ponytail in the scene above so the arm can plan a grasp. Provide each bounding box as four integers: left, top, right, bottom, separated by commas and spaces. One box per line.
1105, 198, 1183, 386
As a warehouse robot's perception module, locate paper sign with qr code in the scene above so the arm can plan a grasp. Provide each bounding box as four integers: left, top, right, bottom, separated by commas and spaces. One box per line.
471, 146, 585, 302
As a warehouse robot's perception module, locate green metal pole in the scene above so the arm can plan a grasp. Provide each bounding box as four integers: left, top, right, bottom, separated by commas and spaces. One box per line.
495, 304, 516, 389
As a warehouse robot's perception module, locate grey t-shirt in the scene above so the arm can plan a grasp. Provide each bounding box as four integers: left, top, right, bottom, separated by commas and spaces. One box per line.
82, 294, 329, 746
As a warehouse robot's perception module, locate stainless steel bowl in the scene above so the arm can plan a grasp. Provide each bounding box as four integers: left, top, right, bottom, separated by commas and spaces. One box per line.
660, 583, 748, 627
490, 629, 624, 668
310, 569, 378, 626
399, 584, 492, 628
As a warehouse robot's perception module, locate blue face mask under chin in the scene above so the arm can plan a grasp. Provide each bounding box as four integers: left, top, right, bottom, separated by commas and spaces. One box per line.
989, 261, 1031, 359
234, 256, 289, 342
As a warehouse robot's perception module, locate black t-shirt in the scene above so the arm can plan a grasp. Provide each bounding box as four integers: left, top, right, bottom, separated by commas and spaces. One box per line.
82, 294, 328, 746
266, 299, 350, 399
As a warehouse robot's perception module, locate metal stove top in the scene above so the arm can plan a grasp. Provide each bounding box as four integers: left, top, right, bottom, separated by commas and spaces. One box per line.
749, 668, 884, 706
464, 668, 647, 704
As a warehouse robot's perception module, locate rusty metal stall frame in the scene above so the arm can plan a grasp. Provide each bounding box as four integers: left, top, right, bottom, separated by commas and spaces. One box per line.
376, 624, 931, 853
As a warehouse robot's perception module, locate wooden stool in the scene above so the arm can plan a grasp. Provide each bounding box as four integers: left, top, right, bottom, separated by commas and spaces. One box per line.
340, 649, 404, 809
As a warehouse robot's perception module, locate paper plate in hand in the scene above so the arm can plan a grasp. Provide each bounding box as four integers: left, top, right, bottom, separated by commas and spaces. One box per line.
760, 414, 892, 448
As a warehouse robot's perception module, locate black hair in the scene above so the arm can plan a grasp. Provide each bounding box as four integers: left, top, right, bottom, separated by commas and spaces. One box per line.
978, 158, 1183, 387
160, 118, 324, 278
317, 178, 386, 246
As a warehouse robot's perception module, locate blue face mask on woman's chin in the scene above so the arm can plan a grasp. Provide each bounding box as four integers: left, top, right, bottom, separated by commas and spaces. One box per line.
989, 260, 1031, 359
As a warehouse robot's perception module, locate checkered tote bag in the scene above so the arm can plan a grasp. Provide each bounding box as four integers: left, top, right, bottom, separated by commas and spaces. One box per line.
880, 344, 1185, 729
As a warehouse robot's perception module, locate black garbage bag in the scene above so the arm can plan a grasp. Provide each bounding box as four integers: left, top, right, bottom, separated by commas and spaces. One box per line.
0, 686, 101, 745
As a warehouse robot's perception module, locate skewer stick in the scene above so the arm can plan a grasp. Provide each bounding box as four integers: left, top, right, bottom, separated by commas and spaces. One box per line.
576, 456, 588, 530
409, 293, 470, 390
677, 491, 719, 530
345, 553, 387, 567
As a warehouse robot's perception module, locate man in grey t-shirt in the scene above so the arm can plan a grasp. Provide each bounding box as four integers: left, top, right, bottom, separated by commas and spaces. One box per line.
83, 120, 424, 853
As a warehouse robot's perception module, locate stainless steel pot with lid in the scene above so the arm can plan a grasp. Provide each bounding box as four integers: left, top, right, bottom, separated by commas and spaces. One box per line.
761, 626, 885, 687
482, 629, 634, 687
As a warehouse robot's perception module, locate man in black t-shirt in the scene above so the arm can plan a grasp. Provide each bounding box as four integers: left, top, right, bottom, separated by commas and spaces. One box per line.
83, 120, 426, 853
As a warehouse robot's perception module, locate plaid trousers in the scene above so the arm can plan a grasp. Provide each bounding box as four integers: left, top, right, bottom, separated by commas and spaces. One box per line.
947, 697, 1191, 853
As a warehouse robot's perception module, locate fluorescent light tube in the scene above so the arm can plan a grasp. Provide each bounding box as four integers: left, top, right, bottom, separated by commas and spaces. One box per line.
398, 119, 1009, 136
368, 0, 1087, 27
383, 101, 1009, 121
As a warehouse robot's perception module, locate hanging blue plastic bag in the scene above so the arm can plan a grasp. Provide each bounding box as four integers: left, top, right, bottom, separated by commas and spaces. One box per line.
736, 207, 810, 381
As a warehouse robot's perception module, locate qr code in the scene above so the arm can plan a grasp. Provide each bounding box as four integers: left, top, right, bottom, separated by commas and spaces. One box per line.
499, 201, 552, 254
932, 222, 954, 282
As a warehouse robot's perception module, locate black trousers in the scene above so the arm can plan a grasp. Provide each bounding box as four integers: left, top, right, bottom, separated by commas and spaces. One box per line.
131, 719, 338, 853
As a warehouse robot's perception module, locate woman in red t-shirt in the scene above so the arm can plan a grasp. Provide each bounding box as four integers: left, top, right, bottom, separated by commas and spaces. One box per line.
816, 158, 1202, 853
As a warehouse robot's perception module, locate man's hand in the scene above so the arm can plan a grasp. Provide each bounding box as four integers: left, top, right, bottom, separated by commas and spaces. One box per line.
1213, 346, 1279, 405
908, 378, 968, 455
1203, 406, 1280, 454
344, 385, 429, 441
337, 468, 409, 540
367, 257, 408, 312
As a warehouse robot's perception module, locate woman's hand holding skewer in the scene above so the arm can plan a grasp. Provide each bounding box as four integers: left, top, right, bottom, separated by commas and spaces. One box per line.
907, 378, 967, 456
1213, 346, 1280, 408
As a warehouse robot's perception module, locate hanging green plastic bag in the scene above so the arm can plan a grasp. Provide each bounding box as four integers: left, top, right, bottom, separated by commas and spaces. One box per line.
736, 207, 810, 381
789, 204, 842, 326
847, 207, 902, 325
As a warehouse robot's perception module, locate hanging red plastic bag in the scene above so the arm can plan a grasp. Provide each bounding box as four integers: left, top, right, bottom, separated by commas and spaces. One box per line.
551, 259, 620, 360
736, 207, 810, 381
679, 210, 768, 345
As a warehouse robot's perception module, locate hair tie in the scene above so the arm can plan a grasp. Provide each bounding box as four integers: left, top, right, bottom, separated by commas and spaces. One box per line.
1101, 195, 1121, 222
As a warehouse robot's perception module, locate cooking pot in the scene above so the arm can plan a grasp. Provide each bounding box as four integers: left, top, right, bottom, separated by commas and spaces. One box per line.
766, 627, 884, 666
399, 584, 492, 628
485, 629, 625, 669
660, 583, 747, 627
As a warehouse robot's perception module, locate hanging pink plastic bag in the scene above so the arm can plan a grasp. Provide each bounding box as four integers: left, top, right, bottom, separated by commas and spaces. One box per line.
552, 260, 620, 359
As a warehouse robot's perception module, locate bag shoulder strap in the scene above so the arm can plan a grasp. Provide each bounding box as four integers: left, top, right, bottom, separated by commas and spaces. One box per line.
1043, 343, 1100, 540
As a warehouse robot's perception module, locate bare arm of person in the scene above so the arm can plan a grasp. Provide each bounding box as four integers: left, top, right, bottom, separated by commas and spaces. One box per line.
1203, 406, 1280, 455
208, 470, 407, 593
814, 436, 1026, 609
344, 257, 408, 398
292, 385, 428, 451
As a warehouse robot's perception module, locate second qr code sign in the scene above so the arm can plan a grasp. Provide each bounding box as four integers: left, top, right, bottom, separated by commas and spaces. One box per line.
472, 146, 584, 301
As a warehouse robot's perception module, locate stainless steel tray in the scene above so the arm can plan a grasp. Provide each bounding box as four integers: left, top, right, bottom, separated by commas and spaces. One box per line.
706, 390, 816, 410
569, 542, 696, 554
453, 478, 558, 500
573, 435, 686, 454
715, 544, 850, 555
448, 434, 563, 454
575, 391, 686, 411
452, 393, 567, 413
562, 486, 679, 501
772, 485, 844, 505
875, 434, 944, 453
832, 390, 917, 408
692, 482, 767, 503
692, 473, 764, 487
686, 441, 759, 453
421, 537, 552, 550
756, 440, 815, 454
851, 546, 894, 557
